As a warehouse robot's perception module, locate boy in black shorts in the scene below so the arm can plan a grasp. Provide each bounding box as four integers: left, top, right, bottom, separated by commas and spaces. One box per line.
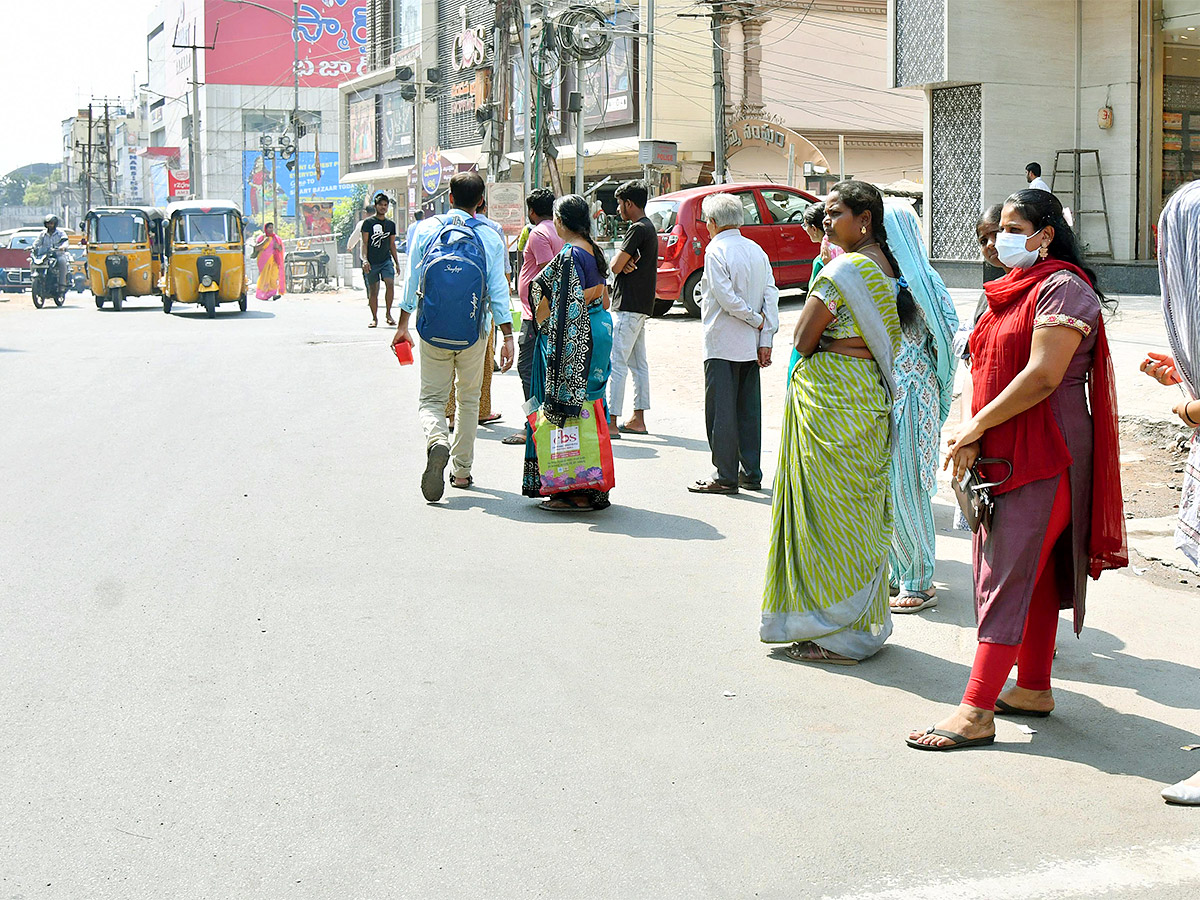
361, 192, 400, 328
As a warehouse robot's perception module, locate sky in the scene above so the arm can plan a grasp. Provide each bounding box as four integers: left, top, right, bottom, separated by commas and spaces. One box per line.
0, 0, 155, 178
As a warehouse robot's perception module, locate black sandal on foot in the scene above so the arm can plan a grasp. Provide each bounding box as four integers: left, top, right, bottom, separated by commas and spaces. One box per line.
905, 727, 995, 751
993, 698, 1052, 718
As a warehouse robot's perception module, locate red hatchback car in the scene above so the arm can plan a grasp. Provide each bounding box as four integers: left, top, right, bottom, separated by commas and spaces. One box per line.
646, 183, 823, 316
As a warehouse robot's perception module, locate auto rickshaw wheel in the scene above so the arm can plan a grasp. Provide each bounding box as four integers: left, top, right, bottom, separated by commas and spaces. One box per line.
110, 287, 123, 311
203, 292, 216, 318
238, 293, 247, 312
95, 294, 104, 309
162, 295, 173, 314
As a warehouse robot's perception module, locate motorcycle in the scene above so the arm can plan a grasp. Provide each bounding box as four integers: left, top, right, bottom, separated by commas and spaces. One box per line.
30, 237, 68, 308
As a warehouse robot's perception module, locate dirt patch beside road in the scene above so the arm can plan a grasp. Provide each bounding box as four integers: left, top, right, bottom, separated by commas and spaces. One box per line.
1120, 414, 1191, 519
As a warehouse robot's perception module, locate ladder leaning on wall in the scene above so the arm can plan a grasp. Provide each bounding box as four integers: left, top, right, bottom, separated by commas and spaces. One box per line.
1050, 149, 1114, 258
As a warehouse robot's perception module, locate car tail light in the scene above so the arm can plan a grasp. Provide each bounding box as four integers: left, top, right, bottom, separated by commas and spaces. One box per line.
660, 225, 684, 262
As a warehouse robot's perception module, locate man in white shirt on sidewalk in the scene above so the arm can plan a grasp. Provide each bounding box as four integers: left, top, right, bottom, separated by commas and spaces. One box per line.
688, 192, 779, 495
1026, 162, 1052, 192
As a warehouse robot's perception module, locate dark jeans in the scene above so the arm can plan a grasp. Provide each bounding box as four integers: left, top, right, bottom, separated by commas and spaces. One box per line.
517, 324, 537, 401
704, 358, 762, 486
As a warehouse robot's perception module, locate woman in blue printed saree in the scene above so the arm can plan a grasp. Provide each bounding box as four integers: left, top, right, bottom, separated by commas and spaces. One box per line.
522, 194, 614, 511
761, 181, 917, 664
883, 201, 959, 613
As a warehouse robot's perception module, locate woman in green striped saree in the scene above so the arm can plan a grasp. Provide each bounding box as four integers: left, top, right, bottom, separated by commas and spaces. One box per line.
760, 181, 916, 663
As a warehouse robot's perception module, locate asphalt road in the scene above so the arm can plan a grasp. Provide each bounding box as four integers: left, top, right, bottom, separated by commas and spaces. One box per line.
2, 288, 1199, 899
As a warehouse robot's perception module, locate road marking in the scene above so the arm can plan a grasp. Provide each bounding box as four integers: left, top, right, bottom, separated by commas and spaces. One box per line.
824, 839, 1200, 900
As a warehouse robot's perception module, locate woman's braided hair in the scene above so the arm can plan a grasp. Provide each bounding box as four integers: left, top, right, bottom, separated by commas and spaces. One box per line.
829, 180, 919, 331
554, 194, 609, 278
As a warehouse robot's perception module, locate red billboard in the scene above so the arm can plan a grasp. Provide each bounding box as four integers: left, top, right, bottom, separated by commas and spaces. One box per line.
204, 1, 368, 88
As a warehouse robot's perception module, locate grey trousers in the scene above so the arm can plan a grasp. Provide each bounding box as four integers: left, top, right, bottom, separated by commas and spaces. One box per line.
704, 358, 762, 486
517, 324, 537, 401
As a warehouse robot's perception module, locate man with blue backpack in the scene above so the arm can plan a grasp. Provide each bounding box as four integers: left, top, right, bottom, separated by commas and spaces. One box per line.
392, 172, 514, 502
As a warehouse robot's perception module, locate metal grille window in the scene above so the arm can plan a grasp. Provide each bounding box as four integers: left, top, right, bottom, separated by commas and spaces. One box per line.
367, 0, 394, 71
930, 84, 982, 260
437, 0, 495, 149
894, 0, 945, 87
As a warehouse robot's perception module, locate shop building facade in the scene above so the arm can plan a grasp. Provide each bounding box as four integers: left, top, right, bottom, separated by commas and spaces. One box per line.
724, 1, 924, 188
146, 0, 365, 231
892, 0, 1198, 290
338, 0, 713, 220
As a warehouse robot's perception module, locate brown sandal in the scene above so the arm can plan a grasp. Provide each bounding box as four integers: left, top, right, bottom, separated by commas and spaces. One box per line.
687, 479, 738, 495
783, 641, 858, 666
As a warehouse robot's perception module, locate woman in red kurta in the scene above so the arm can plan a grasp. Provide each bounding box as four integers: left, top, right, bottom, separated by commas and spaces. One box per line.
907, 189, 1127, 751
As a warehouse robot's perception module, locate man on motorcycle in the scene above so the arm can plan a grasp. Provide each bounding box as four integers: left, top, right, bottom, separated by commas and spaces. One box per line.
33, 215, 69, 293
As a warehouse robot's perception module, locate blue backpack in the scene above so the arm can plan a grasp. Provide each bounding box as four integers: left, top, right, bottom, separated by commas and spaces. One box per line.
415, 216, 489, 350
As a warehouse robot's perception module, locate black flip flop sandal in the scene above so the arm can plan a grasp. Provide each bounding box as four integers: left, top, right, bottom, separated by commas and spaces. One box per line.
994, 698, 1052, 718
906, 727, 995, 751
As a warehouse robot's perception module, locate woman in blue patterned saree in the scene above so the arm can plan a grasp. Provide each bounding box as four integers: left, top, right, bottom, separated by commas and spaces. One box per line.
522, 194, 613, 511
883, 201, 959, 613
761, 181, 917, 663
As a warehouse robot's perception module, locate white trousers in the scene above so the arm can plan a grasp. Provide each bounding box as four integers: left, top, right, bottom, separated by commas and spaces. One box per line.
608, 311, 650, 417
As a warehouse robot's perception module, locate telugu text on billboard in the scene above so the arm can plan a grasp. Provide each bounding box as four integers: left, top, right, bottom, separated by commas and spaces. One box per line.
204, 0, 368, 88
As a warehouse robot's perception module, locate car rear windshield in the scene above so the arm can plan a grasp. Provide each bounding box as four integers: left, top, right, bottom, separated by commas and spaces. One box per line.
645, 200, 679, 233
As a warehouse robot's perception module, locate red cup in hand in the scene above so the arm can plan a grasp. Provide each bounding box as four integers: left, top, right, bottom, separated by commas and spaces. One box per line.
392, 340, 413, 366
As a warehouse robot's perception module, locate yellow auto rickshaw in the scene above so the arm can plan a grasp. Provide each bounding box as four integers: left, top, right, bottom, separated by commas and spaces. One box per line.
66, 236, 87, 294
84, 206, 165, 309
162, 200, 248, 317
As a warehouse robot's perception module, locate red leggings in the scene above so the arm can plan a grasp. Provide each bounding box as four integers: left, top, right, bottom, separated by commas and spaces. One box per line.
962, 475, 1072, 710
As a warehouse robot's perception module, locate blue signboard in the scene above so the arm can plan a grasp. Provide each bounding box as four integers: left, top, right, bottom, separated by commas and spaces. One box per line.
242, 150, 354, 221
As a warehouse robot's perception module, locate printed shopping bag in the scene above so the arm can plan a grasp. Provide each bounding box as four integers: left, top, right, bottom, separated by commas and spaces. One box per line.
527, 399, 615, 496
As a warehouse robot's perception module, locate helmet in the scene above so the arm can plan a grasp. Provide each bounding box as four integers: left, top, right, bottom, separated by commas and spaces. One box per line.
43, 214, 58, 228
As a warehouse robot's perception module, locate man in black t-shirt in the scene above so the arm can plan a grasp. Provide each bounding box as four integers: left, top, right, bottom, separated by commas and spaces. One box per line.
607, 180, 658, 435
361, 192, 400, 328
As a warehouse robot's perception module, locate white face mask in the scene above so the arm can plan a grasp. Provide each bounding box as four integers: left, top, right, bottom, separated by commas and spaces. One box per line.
994, 229, 1044, 269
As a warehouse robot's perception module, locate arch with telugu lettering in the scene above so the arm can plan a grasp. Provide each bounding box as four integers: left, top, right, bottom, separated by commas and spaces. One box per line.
725, 118, 830, 171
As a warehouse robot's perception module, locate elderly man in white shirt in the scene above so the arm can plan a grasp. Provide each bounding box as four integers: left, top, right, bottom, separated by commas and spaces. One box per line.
688, 192, 780, 495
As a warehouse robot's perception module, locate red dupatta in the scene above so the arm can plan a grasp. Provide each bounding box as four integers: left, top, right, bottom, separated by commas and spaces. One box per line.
972, 259, 1127, 578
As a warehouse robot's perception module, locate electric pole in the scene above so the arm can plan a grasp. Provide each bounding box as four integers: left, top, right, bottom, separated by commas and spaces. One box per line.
522, 0, 532, 197
85, 105, 93, 211
93, 97, 122, 203
487, 0, 511, 183
710, 1, 726, 185
292, 0, 301, 238
173, 20, 217, 197
643, 0, 655, 192
104, 100, 113, 200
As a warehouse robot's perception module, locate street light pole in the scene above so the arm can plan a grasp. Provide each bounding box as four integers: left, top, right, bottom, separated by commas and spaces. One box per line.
293, 0, 301, 240
226, 0, 303, 237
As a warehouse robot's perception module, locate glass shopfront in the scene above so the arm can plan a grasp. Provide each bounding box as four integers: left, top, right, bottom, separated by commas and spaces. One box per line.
1154, 0, 1200, 223
1160, 2, 1200, 199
